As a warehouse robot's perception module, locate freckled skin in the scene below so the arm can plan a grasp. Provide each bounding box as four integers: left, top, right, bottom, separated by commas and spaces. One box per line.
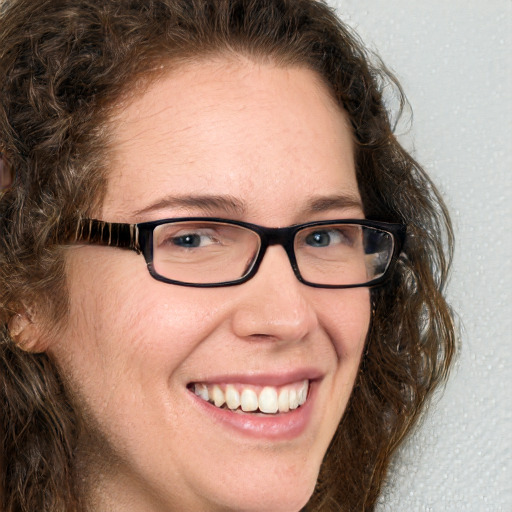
48, 59, 370, 512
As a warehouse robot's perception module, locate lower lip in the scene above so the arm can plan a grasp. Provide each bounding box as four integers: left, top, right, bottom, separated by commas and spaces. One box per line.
189, 382, 317, 440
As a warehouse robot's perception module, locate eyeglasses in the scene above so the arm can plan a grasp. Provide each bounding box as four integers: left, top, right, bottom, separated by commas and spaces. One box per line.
65, 217, 406, 288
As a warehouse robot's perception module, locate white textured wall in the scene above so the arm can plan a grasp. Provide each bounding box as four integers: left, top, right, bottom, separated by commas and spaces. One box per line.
326, 1, 511, 510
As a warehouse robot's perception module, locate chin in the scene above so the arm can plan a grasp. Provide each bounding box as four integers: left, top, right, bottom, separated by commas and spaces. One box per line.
196, 447, 322, 512
205, 478, 316, 512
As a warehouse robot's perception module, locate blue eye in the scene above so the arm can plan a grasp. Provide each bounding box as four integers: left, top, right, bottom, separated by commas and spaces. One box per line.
172, 233, 202, 248
303, 228, 354, 249
305, 231, 332, 247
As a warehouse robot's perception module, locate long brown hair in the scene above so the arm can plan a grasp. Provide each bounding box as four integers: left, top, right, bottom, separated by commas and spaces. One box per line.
0, 1, 456, 510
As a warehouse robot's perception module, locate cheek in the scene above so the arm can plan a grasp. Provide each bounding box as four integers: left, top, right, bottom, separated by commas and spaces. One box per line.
320, 288, 370, 419
320, 287, 371, 359
49, 250, 225, 415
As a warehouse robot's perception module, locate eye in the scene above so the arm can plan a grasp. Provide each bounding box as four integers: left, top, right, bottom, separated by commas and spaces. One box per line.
304, 229, 351, 248
168, 231, 217, 248
305, 231, 329, 247
154, 222, 250, 253
173, 233, 204, 248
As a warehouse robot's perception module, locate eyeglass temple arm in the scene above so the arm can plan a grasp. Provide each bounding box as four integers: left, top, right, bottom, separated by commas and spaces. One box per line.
59, 218, 142, 254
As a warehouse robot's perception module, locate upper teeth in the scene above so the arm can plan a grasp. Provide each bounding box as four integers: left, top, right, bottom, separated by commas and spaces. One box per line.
193, 380, 309, 414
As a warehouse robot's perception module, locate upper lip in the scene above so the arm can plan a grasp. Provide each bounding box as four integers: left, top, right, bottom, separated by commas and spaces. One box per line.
188, 368, 324, 387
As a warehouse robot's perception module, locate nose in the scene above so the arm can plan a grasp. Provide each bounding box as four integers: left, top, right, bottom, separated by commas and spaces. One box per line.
230, 245, 319, 342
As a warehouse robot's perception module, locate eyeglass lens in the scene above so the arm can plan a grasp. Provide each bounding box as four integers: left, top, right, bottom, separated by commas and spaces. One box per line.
152, 221, 393, 286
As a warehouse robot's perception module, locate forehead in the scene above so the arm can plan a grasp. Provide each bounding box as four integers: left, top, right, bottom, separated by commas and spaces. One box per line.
102, 58, 360, 223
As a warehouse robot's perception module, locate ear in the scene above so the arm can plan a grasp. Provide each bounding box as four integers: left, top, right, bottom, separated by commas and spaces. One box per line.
8, 310, 51, 353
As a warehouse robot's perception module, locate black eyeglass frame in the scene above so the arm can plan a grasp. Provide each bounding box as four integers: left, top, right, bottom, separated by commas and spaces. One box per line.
67, 217, 406, 289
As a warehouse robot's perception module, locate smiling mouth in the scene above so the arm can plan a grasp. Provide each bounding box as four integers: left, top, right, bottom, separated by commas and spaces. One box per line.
189, 380, 309, 415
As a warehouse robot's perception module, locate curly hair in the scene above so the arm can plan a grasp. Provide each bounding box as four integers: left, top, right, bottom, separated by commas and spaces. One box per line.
0, 0, 456, 510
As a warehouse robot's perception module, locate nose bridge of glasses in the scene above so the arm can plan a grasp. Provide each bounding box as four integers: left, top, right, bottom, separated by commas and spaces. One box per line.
256, 225, 300, 274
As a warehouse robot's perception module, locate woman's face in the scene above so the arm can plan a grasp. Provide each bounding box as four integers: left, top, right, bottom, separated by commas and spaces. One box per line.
48, 59, 370, 511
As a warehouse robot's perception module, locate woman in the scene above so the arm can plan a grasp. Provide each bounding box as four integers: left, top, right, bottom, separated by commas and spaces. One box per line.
0, 0, 456, 510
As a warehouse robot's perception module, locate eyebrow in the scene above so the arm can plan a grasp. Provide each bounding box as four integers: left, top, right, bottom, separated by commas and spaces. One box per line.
133, 192, 363, 219
133, 194, 247, 218
305, 194, 364, 213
